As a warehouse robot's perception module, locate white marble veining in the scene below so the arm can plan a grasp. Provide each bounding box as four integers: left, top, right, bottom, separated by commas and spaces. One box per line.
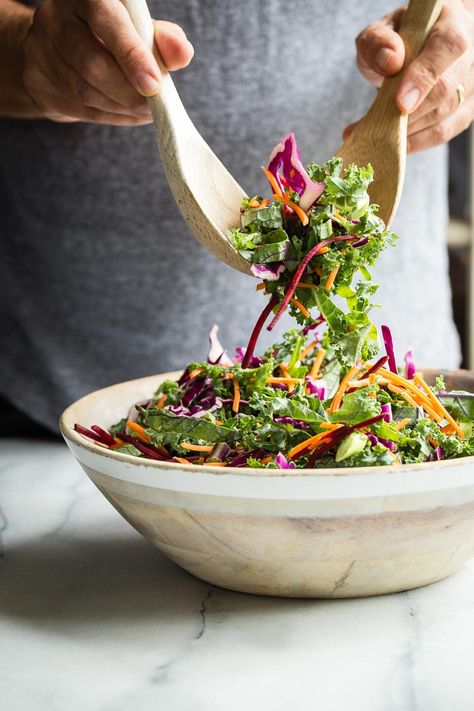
1, 439, 474, 711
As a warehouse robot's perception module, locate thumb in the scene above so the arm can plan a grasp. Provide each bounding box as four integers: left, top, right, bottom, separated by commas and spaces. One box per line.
342, 120, 361, 142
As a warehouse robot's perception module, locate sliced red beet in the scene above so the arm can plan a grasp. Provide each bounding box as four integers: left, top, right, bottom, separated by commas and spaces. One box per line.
242, 295, 279, 368
267, 235, 358, 332
74, 423, 105, 444
91, 425, 116, 447
116, 432, 170, 461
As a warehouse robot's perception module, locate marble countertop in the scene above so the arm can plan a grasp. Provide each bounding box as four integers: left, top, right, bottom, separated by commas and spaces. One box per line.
1, 439, 474, 711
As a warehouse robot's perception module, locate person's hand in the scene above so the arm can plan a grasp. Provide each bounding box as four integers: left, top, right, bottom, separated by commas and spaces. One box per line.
21, 0, 194, 125
344, 0, 474, 153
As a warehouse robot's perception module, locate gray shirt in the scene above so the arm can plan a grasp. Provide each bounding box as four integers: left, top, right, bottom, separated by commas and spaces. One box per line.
0, 0, 460, 431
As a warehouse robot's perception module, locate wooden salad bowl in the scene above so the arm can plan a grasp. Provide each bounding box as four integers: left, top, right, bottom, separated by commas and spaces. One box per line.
60, 369, 474, 598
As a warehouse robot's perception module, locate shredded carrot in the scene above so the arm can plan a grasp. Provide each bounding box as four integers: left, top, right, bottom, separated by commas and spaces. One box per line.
113, 436, 125, 446
428, 436, 440, 448
324, 266, 340, 291
215, 419, 223, 426
174, 457, 192, 465
279, 363, 291, 378
290, 298, 310, 318
260, 198, 270, 207
248, 196, 261, 208
394, 417, 412, 431
309, 348, 326, 379
387, 384, 419, 409
413, 373, 465, 438
278, 193, 309, 226
288, 427, 342, 460
232, 378, 241, 413
126, 420, 151, 443
256, 283, 266, 291
380, 369, 443, 422
413, 374, 445, 417
189, 367, 204, 379
319, 246, 330, 254
328, 365, 360, 412
261, 455, 273, 465
300, 340, 318, 361
348, 377, 389, 388
319, 422, 342, 430
441, 424, 456, 435
267, 376, 304, 385
207, 462, 227, 467
155, 394, 167, 409
261, 166, 283, 197
180, 443, 213, 453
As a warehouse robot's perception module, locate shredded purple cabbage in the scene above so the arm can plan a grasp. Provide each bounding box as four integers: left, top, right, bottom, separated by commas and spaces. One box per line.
379, 437, 394, 452
229, 448, 267, 468
233, 346, 262, 368
208, 324, 234, 366
305, 378, 326, 400
404, 349, 415, 380
266, 132, 325, 211
250, 262, 286, 281
275, 452, 296, 470
274, 416, 310, 430
367, 433, 379, 447
381, 324, 398, 374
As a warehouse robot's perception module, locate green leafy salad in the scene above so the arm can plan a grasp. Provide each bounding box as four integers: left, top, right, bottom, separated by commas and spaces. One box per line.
76, 133, 474, 469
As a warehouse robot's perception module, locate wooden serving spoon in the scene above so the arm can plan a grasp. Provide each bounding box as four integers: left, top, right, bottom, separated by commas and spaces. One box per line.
123, 0, 251, 274
336, 0, 444, 227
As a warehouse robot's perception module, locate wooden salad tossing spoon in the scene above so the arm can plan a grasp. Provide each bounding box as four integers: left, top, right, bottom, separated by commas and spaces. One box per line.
123, 0, 251, 274
336, 0, 444, 227
124, 0, 442, 274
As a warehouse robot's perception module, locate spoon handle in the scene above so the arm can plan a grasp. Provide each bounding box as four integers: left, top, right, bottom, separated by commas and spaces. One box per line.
122, 0, 191, 146
397, 0, 445, 67
365, 0, 444, 129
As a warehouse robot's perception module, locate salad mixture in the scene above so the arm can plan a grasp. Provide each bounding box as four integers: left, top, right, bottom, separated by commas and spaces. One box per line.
76, 134, 474, 469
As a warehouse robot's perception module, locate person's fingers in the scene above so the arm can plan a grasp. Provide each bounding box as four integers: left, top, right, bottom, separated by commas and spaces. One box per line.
53, 17, 151, 113
71, 107, 153, 125
25, 52, 152, 124
407, 93, 474, 153
41, 34, 151, 117
408, 53, 471, 125
397, 1, 468, 114
356, 7, 406, 86
153, 20, 194, 71
74, 0, 162, 96
408, 65, 471, 135
49, 108, 153, 125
